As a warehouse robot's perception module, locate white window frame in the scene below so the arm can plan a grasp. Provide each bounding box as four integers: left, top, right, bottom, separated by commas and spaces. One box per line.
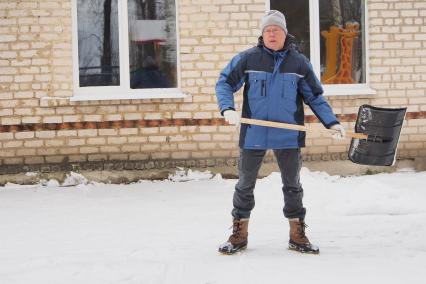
70, 0, 185, 101
266, 0, 376, 96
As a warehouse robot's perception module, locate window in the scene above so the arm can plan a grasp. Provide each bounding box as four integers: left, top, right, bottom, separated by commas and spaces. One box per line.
71, 0, 183, 101
269, 0, 375, 96
76, 0, 120, 88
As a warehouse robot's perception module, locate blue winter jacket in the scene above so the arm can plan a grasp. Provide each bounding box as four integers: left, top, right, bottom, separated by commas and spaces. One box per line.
215, 35, 340, 149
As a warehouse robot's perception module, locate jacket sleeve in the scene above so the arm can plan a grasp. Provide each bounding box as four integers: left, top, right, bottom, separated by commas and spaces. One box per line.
215, 53, 247, 115
298, 60, 340, 128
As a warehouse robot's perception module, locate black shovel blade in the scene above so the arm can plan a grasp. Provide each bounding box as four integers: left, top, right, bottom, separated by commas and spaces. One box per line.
348, 105, 407, 166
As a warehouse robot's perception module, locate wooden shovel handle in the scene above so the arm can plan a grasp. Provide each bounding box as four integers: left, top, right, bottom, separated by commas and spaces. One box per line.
240, 118, 368, 140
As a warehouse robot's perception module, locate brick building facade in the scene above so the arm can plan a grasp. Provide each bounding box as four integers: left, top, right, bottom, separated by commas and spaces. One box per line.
0, 0, 425, 176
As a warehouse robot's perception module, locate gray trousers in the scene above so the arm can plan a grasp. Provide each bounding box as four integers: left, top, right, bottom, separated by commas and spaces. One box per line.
231, 149, 306, 220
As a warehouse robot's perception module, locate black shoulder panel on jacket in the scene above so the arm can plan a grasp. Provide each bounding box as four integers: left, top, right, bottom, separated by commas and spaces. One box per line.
244, 47, 274, 73
279, 49, 306, 74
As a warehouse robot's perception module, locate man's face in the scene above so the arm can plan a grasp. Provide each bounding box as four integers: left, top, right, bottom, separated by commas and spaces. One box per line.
262, 25, 286, 51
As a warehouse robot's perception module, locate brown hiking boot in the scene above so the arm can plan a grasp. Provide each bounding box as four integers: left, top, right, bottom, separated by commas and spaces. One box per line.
218, 218, 249, 254
288, 218, 319, 254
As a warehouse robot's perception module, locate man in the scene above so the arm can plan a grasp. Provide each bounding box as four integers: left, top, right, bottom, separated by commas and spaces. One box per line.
215, 10, 345, 255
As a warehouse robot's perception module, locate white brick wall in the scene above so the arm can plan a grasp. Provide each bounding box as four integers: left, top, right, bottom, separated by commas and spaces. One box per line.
0, 0, 425, 167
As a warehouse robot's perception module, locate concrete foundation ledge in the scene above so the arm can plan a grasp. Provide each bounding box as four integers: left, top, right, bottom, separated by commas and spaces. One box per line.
0, 158, 423, 186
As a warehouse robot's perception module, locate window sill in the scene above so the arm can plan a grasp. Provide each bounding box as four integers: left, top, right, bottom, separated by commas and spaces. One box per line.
323, 84, 376, 97
70, 88, 187, 102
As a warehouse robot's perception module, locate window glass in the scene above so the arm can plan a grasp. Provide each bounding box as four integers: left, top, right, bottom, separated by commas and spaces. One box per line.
128, 0, 178, 89
319, 0, 365, 84
270, 0, 310, 59
77, 0, 120, 87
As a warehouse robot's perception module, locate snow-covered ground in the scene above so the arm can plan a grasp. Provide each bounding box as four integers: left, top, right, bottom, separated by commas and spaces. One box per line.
1, 168, 425, 284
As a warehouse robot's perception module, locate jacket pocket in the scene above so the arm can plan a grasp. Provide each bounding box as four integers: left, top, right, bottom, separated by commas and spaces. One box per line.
280, 73, 299, 99
247, 71, 267, 100
279, 73, 301, 115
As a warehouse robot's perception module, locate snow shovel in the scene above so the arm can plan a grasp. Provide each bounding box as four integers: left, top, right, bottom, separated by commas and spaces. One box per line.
240, 104, 407, 167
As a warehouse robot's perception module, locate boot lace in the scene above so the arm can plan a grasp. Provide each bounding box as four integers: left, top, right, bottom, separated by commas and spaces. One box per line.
231, 222, 242, 236
296, 222, 309, 242
228, 221, 245, 243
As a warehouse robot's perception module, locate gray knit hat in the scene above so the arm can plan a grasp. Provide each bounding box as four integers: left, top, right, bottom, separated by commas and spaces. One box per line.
261, 10, 287, 34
